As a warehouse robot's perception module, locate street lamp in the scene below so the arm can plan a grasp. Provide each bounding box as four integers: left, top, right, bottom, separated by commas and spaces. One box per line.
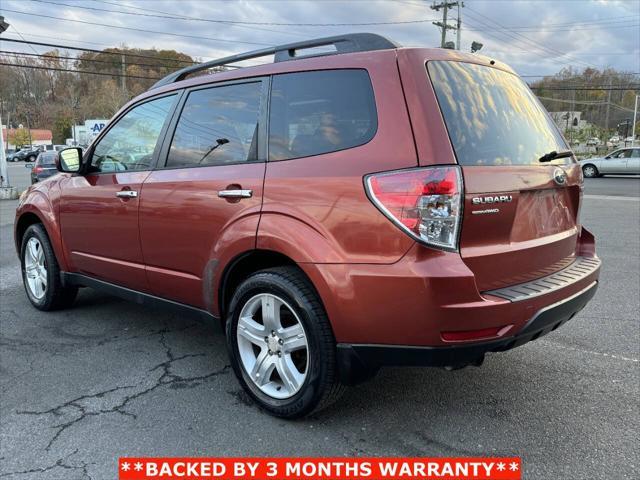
471, 41, 483, 53
618, 120, 631, 145
0, 16, 9, 34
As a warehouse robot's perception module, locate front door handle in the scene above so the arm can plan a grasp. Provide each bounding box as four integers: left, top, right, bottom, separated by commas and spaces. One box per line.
116, 190, 138, 198
218, 189, 253, 199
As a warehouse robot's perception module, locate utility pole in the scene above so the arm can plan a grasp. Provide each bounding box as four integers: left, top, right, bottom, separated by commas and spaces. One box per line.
0, 102, 8, 188
431, 1, 461, 49
604, 75, 612, 131
121, 53, 127, 95
632, 94, 638, 147
456, 2, 463, 50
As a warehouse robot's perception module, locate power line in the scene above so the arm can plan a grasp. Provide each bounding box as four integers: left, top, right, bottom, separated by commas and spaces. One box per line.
92, 0, 439, 26
521, 73, 640, 77
476, 15, 640, 31
462, 16, 640, 32
455, 14, 585, 68
463, 6, 599, 70
532, 82, 640, 88
50, 0, 634, 32
0, 61, 161, 80
8, 24, 40, 56
1, 31, 156, 50
467, 22, 640, 33
3, 38, 637, 82
0, 38, 198, 64
18, 1, 439, 27
530, 86, 640, 91
537, 96, 630, 107
515, 52, 638, 56
93, 0, 299, 36
0, 50, 188, 70
1, 9, 273, 46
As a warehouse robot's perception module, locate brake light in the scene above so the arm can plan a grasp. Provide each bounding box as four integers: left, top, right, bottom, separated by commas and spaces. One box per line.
365, 166, 463, 251
34, 166, 44, 174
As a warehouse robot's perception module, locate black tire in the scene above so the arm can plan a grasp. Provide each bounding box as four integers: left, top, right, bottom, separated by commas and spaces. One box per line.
28, 155, 36, 162
582, 164, 599, 178
20, 224, 78, 311
226, 266, 345, 418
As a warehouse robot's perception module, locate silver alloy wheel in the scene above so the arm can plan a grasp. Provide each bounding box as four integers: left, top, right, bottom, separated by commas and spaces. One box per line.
24, 237, 47, 299
237, 293, 308, 399
583, 165, 597, 177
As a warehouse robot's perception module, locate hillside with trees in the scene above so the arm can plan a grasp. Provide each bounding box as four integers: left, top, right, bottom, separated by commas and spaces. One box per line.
532, 67, 639, 139
0, 46, 197, 144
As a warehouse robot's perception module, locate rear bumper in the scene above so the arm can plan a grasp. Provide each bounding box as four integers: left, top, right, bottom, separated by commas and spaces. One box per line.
337, 280, 598, 384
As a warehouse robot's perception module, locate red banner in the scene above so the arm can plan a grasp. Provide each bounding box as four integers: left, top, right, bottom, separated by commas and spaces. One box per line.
119, 457, 521, 480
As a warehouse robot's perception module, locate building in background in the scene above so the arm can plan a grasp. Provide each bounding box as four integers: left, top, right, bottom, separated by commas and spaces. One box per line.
549, 111, 593, 132
2, 125, 53, 150
69, 119, 109, 146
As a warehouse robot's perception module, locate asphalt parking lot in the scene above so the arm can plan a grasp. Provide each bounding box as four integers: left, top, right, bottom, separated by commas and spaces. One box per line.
0, 171, 638, 479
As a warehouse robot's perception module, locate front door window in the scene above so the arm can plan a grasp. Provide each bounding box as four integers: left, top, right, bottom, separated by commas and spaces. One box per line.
90, 95, 176, 173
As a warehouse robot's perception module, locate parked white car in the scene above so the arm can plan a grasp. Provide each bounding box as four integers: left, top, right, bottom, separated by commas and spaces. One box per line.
579, 147, 640, 177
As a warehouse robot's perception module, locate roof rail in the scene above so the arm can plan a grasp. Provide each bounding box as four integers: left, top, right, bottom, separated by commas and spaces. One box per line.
150, 33, 400, 90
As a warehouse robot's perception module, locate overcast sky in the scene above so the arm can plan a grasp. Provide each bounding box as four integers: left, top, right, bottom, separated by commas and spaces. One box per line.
1, 0, 639, 78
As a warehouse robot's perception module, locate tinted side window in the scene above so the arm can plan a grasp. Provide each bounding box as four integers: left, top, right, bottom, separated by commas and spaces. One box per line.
268, 70, 377, 161
91, 95, 176, 173
632, 149, 640, 158
166, 82, 262, 168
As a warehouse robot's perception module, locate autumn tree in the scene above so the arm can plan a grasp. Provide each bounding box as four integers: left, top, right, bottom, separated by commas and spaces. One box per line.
9, 128, 31, 148
52, 114, 73, 144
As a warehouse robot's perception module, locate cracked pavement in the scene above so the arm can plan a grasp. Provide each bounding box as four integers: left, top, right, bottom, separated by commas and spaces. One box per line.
1, 177, 639, 479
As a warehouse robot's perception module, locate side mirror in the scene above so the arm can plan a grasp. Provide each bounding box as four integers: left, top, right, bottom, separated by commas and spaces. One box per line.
57, 147, 82, 173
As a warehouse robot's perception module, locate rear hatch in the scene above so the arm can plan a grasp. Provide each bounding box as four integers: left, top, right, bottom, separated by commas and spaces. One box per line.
428, 60, 582, 291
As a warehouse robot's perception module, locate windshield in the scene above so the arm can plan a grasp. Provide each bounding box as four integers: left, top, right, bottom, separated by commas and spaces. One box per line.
428, 61, 569, 166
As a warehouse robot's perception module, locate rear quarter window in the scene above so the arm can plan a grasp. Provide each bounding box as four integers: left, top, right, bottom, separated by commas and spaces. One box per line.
268, 69, 377, 161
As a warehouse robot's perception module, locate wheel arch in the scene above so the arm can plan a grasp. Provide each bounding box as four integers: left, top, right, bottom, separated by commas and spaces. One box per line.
218, 250, 332, 330
15, 193, 69, 271
219, 250, 297, 320
15, 211, 46, 254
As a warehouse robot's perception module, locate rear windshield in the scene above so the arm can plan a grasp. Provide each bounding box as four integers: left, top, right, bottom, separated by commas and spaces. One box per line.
428, 61, 568, 166
39, 153, 57, 166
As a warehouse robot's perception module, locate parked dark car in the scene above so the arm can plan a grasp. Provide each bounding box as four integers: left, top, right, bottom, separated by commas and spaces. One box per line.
15, 33, 601, 418
30, 152, 59, 184
7, 147, 39, 162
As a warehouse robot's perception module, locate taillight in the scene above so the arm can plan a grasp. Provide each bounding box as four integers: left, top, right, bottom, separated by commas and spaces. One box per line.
34, 166, 43, 174
365, 166, 463, 251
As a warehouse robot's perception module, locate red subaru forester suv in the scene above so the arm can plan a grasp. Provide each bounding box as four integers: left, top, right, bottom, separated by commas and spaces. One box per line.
15, 34, 601, 418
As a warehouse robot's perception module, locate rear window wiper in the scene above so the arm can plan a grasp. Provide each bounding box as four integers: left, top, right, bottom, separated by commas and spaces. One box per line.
538, 150, 574, 163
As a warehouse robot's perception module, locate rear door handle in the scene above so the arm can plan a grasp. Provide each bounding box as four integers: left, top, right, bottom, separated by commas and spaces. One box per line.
116, 190, 138, 198
218, 189, 253, 199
